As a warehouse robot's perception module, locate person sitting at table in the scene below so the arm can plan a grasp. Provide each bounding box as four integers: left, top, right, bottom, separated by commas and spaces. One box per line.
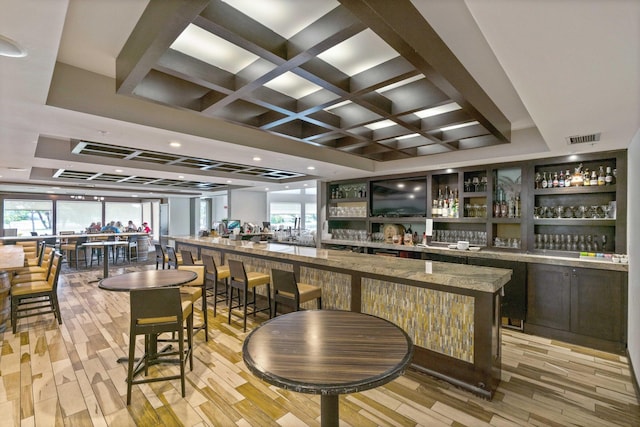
101, 221, 120, 233
141, 222, 151, 233
126, 220, 137, 232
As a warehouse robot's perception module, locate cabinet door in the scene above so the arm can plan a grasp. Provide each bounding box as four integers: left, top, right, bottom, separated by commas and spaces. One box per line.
527, 264, 571, 330
470, 258, 526, 320
571, 268, 626, 342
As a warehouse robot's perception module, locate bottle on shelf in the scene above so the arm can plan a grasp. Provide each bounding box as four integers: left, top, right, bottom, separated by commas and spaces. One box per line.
590, 170, 598, 186
552, 172, 559, 188
564, 170, 571, 187
571, 163, 584, 186
583, 168, 590, 186
541, 172, 548, 188
605, 166, 614, 185
597, 166, 606, 186
558, 170, 565, 188
431, 199, 438, 217
534, 172, 542, 189
442, 186, 450, 217
515, 192, 521, 218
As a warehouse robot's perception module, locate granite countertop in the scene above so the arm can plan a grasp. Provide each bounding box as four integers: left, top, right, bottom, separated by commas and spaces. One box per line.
170, 235, 511, 293
322, 239, 629, 272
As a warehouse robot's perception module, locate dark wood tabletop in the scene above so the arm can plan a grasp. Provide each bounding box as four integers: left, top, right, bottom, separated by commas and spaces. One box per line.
98, 269, 196, 292
243, 310, 414, 395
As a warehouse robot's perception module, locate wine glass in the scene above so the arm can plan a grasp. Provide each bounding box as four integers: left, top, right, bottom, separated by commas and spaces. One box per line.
601, 235, 607, 252
472, 176, 480, 192
480, 176, 488, 192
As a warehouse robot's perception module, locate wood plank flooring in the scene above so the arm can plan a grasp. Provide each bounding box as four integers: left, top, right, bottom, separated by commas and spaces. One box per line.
0, 262, 638, 426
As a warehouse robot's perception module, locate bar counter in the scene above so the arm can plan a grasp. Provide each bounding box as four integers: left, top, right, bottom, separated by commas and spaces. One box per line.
171, 235, 512, 399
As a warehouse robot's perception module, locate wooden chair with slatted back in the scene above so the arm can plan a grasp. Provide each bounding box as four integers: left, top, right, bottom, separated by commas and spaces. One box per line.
227, 259, 271, 332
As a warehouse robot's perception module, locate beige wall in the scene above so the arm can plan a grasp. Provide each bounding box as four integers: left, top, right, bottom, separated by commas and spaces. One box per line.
628, 128, 640, 385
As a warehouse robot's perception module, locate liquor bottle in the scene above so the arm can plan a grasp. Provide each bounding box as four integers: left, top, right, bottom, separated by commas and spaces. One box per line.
515, 192, 521, 218
558, 170, 565, 187
597, 166, 605, 186
541, 172, 548, 188
436, 189, 443, 217
590, 170, 598, 186
612, 168, 617, 185
331, 188, 336, 199
605, 166, 613, 185
534, 172, 541, 189
564, 170, 571, 187
431, 199, 438, 217
552, 172, 559, 188
583, 168, 590, 186
442, 187, 450, 217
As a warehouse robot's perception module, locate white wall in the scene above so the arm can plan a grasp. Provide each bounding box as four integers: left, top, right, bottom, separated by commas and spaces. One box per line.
211, 193, 228, 223
628, 129, 640, 385
229, 190, 267, 225
167, 197, 191, 236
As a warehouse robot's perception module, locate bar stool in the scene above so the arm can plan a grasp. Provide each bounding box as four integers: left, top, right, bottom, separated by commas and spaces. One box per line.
271, 268, 322, 317
227, 259, 271, 332
166, 247, 183, 269
180, 250, 201, 265
155, 244, 168, 269
201, 254, 230, 316
177, 264, 208, 341
126, 287, 193, 405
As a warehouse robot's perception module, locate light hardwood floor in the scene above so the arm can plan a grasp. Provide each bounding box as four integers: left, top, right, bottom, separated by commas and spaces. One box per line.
1, 262, 639, 426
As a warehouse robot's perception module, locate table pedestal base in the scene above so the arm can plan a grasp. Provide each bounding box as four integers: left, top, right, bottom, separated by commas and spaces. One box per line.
321, 395, 339, 427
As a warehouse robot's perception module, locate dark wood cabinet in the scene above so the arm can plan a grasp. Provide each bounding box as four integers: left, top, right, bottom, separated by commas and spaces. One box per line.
471, 258, 527, 321
527, 264, 571, 330
526, 263, 627, 353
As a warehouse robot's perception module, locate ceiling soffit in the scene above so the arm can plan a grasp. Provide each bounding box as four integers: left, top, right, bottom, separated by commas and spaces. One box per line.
116, 0, 511, 162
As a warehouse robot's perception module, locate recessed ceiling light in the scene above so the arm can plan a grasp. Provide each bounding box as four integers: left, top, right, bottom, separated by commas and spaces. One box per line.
307, 166, 315, 170
226, 180, 232, 183
397, 183, 405, 188
52, 187, 60, 190
440, 121, 479, 132
0, 34, 27, 58
169, 141, 181, 148
303, 184, 308, 187
569, 154, 578, 161
365, 119, 396, 130
115, 169, 123, 173
446, 168, 453, 173
265, 188, 269, 191
7, 167, 27, 172
46, 190, 55, 194
415, 102, 461, 119
131, 194, 138, 197
285, 186, 289, 189
178, 175, 185, 179
253, 156, 262, 161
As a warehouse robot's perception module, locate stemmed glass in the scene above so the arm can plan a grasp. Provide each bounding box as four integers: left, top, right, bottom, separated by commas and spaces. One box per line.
472, 177, 480, 192
480, 176, 488, 192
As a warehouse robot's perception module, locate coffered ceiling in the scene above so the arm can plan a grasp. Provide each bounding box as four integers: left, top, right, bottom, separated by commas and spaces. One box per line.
0, 0, 638, 198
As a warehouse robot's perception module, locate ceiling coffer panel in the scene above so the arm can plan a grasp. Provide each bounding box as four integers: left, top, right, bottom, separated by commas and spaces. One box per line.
115, 0, 511, 162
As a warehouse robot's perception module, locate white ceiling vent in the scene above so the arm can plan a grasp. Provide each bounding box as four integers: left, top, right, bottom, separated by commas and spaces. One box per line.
566, 133, 601, 145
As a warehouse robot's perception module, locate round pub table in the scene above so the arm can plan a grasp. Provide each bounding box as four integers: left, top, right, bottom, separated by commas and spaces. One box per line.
242, 310, 414, 427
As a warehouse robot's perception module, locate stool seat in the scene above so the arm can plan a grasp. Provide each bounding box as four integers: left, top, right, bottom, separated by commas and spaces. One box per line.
277, 282, 322, 303
245, 271, 270, 288
271, 268, 322, 317
228, 259, 271, 332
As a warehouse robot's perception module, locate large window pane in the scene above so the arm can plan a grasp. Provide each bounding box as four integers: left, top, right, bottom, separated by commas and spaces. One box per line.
4, 199, 53, 236
56, 201, 101, 233
270, 202, 301, 229
105, 202, 142, 231
305, 202, 317, 231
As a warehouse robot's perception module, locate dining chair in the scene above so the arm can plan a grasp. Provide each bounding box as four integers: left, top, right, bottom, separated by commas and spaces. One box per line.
166, 246, 183, 269
11, 246, 55, 285
12, 244, 53, 276
201, 254, 230, 317
60, 236, 88, 268
154, 244, 168, 269
271, 268, 322, 317
126, 287, 193, 405
227, 259, 271, 332
15, 240, 39, 267
180, 250, 201, 265
11, 252, 63, 333
177, 264, 207, 341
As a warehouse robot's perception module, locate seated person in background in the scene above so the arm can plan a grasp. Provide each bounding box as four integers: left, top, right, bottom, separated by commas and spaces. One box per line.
101, 221, 120, 233
94, 222, 102, 231
86, 222, 97, 233
126, 220, 137, 232
141, 222, 151, 233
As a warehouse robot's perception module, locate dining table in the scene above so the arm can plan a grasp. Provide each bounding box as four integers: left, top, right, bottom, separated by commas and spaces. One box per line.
99, 269, 197, 373
242, 310, 414, 427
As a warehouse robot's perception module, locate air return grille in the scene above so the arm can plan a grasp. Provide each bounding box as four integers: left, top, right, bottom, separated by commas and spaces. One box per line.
566, 133, 601, 145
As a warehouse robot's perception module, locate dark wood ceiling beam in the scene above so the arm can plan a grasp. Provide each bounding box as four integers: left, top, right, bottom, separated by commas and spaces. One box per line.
339, 0, 511, 144
196, 1, 287, 63
116, 0, 209, 94
156, 49, 235, 94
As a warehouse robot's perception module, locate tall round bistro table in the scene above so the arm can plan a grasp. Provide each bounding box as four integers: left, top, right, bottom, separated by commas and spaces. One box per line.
99, 269, 197, 373
242, 310, 414, 427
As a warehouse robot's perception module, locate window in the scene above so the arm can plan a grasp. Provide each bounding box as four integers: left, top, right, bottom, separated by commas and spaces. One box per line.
3, 199, 53, 236
56, 201, 101, 233
105, 202, 142, 230
305, 202, 317, 231
269, 202, 301, 229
